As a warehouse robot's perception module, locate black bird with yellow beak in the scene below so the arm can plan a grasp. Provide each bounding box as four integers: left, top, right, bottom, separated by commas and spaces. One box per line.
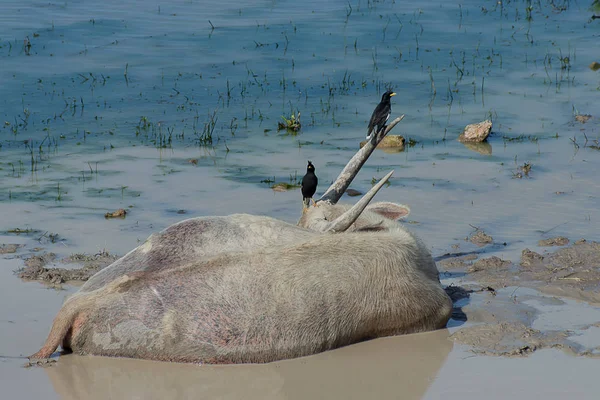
301, 161, 318, 210
366, 90, 396, 141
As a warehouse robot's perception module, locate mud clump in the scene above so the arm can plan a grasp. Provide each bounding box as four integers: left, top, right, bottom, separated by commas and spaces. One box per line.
345, 188, 362, 197
24, 253, 57, 268
520, 248, 544, 267
0, 244, 23, 254
18, 251, 118, 286
468, 230, 493, 247
529, 241, 600, 296
467, 256, 511, 273
575, 114, 592, 124
438, 253, 477, 270
271, 182, 300, 192
105, 209, 127, 219
538, 237, 569, 247
451, 322, 572, 357
24, 358, 57, 368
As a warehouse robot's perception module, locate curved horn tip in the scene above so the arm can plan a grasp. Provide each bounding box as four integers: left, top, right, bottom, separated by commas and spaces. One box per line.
324, 169, 396, 233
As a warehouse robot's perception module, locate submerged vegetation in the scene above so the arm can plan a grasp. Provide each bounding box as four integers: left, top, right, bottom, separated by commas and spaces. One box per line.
0, 0, 598, 205
513, 161, 533, 179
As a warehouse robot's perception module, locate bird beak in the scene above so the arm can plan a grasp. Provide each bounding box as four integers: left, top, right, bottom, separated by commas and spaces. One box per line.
390, 92, 397, 97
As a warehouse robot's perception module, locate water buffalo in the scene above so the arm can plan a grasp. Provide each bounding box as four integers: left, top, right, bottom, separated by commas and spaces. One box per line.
30, 116, 453, 364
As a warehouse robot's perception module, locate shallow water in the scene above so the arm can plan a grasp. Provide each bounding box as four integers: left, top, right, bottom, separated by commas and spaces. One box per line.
1, 0, 600, 398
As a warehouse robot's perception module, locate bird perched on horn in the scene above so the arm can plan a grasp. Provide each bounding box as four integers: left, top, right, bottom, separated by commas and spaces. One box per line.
366, 90, 396, 141
301, 160, 318, 211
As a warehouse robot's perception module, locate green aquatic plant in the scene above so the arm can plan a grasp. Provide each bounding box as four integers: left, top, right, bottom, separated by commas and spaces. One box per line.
502, 135, 538, 143
278, 111, 301, 132
196, 108, 218, 145
24, 36, 31, 56
136, 116, 151, 136
260, 177, 275, 184
371, 176, 391, 187
6, 227, 35, 235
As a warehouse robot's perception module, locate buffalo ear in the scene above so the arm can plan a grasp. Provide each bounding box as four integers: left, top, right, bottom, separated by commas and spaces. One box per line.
366, 202, 410, 220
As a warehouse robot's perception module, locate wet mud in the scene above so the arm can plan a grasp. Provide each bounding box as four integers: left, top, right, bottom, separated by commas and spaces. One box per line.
451, 322, 575, 357
449, 285, 600, 358
16, 250, 118, 287
466, 256, 510, 273
441, 239, 600, 357
455, 240, 600, 299
468, 230, 493, 247
538, 236, 570, 247
0, 244, 23, 254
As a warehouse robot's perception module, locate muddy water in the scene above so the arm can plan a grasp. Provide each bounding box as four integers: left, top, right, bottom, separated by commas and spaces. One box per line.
2, 0, 600, 399
35, 331, 452, 399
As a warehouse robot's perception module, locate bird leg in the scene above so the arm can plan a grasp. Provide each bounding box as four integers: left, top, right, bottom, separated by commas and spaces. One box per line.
311, 198, 318, 207
302, 200, 309, 213
377, 125, 387, 140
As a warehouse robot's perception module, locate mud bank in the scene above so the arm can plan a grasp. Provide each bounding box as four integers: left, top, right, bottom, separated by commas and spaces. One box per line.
440, 239, 600, 304
15, 250, 119, 287
440, 239, 600, 357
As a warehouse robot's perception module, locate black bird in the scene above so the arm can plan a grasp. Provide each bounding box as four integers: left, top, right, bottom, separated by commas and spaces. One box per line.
366, 90, 396, 140
301, 161, 318, 210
